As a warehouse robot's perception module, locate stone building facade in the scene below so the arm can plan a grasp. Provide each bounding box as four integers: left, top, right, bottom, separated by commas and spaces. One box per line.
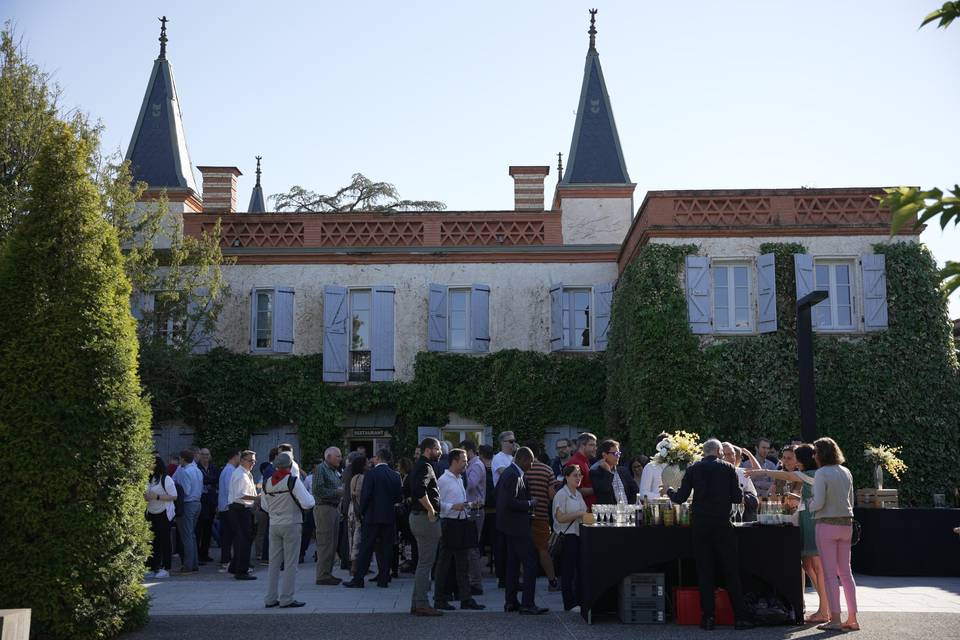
127, 15, 916, 465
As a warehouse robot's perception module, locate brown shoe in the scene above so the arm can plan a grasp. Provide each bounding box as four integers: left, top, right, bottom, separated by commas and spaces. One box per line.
316, 577, 342, 586
412, 607, 444, 617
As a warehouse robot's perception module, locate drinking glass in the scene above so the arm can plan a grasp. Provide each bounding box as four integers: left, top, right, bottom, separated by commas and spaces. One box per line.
933, 493, 946, 509
736, 502, 744, 525
730, 504, 737, 525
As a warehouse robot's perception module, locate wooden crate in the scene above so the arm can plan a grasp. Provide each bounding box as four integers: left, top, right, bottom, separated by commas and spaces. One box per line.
856, 488, 898, 508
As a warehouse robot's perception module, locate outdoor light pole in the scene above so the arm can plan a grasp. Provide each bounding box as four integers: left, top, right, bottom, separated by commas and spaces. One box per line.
796, 290, 828, 443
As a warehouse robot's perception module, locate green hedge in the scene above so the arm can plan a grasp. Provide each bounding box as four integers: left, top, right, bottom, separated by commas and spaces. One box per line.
141, 348, 606, 466
0, 123, 152, 639
606, 240, 960, 505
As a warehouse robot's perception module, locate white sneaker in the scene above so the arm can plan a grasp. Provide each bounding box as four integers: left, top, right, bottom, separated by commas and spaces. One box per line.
154, 569, 170, 578
144, 571, 155, 579
218, 564, 229, 573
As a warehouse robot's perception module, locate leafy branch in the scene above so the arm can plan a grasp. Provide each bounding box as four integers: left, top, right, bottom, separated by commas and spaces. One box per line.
271, 173, 446, 213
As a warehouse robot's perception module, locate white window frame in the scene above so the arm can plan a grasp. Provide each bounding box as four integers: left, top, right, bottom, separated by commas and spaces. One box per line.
348, 287, 373, 381
251, 288, 275, 353
446, 286, 472, 353
812, 258, 858, 332
562, 286, 593, 351
710, 259, 755, 334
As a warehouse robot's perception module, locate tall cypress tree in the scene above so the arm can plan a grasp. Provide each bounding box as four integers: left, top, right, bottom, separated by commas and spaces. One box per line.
0, 122, 152, 638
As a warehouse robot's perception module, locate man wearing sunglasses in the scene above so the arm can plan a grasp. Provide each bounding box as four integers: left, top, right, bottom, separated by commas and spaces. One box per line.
491, 431, 518, 487
589, 439, 639, 505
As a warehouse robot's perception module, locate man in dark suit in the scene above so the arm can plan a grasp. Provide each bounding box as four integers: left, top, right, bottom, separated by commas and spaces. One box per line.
343, 449, 402, 589
589, 439, 639, 505
667, 438, 754, 631
496, 447, 549, 615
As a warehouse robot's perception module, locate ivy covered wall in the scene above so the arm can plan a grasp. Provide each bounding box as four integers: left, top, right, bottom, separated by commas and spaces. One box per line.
141, 241, 958, 504
605, 241, 960, 505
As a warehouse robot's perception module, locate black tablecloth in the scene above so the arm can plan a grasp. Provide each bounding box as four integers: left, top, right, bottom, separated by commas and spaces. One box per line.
578, 524, 803, 624
852, 508, 960, 577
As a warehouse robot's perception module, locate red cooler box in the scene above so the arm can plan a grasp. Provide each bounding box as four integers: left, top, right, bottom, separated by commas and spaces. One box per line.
673, 587, 735, 625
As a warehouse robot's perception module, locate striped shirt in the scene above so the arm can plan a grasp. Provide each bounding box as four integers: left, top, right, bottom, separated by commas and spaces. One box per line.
526, 461, 554, 521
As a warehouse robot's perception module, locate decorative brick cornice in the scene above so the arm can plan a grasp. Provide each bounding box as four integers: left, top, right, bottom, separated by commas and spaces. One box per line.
618, 187, 918, 273
183, 211, 564, 251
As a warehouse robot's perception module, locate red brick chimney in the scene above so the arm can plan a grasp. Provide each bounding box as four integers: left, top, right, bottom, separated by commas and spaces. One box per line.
508, 166, 550, 211
197, 166, 242, 213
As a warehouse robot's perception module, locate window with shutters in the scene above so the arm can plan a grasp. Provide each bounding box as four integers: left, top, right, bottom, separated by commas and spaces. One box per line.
349, 288, 372, 381
154, 297, 186, 346
813, 260, 856, 331
448, 288, 471, 351
562, 287, 592, 350
711, 262, 754, 333
253, 290, 274, 351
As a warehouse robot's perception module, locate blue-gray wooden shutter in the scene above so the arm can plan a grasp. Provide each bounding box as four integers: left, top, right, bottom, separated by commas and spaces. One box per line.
248, 288, 258, 352
483, 426, 493, 447
273, 286, 295, 354
793, 254, 818, 327
428, 284, 447, 351
756, 253, 777, 334
549, 283, 564, 351
189, 287, 213, 354
593, 283, 613, 351
861, 254, 889, 331
685, 256, 712, 334
471, 284, 491, 353
322, 285, 349, 382
371, 285, 395, 382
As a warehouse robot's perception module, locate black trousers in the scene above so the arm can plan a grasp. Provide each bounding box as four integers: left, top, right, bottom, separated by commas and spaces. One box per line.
504, 531, 538, 607
147, 512, 172, 571
495, 530, 508, 580
558, 533, 579, 611
197, 500, 215, 560
354, 522, 395, 586
435, 524, 470, 604
218, 510, 233, 565
692, 518, 745, 619
228, 504, 254, 575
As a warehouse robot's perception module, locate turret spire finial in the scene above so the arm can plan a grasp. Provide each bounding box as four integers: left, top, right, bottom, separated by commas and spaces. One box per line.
255, 155, 262, 186
158, 16, 169, 59
557, 152, 564, 180
588, 9, 597, 51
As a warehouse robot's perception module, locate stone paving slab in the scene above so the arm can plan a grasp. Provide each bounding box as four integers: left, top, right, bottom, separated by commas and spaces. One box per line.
144, 560, 960, 616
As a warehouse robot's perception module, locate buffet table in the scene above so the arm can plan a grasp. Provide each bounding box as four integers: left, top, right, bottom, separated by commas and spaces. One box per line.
851, 508, 960, 576
579, 524, 803, 624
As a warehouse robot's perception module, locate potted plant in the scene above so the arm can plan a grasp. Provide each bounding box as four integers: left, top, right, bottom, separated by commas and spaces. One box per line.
863, 444, 908, 490
654, 430, 703, 491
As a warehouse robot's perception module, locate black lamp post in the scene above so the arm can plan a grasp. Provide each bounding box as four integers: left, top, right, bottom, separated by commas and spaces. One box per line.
797, 290, 828, 443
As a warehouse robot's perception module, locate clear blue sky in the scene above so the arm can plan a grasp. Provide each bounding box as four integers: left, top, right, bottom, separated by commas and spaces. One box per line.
5, 1, 959, 316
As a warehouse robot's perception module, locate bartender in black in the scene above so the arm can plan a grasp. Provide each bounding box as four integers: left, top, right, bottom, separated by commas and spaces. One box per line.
667, 438, 754, 631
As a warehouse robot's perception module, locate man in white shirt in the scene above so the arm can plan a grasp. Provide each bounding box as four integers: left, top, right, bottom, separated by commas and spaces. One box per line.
278, 443, 301, 478
228, 450, 259, 580
639, 432, 670, 501
434, 449, 485, 611
491, 431, 517, 487
261, 452, 315, 608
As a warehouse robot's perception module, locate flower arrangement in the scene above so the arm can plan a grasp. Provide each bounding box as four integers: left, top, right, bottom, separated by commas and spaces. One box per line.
864, 444, 908, 481
653, 430, 703, 469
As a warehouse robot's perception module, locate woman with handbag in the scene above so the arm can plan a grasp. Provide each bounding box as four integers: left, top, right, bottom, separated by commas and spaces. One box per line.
552, 464, 588, 611
145, 455, 177, 578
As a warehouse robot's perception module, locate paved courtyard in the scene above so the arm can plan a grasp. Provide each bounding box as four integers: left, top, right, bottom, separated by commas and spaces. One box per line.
128, 552, 960, 639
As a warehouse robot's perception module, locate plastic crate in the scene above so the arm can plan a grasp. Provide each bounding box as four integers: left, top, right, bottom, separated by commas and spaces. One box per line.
673, 587, 735, 626
620, 573, 666, 599
618, 597, 666, 624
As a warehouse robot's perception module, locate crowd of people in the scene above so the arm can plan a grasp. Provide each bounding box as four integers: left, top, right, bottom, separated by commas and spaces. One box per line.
144, 430, 860, 629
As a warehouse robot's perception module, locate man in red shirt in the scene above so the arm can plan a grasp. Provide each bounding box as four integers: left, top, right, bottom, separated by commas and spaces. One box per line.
566, 433, 597, 509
